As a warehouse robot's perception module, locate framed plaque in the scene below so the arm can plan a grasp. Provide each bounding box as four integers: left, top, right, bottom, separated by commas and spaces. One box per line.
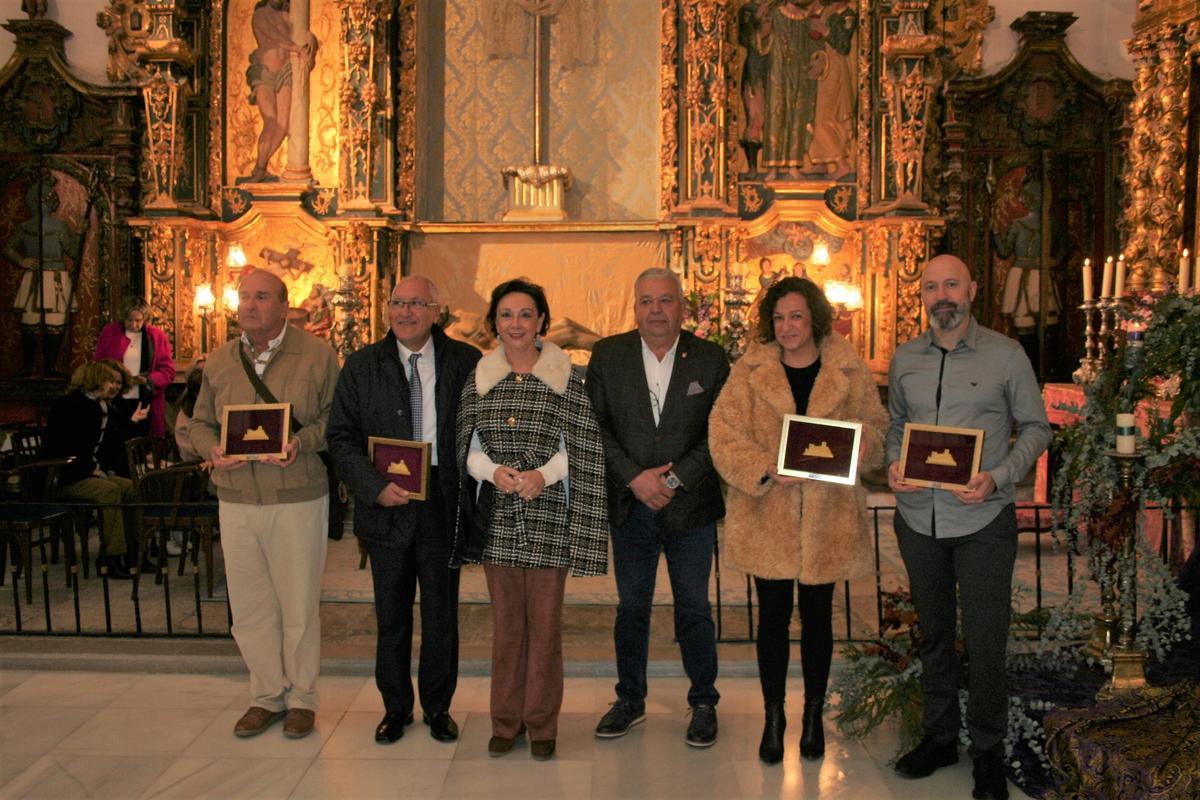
221, 403, 290, 461
776, 414, 863, 485
368, 436, 431, 500
899, 423, 984, 491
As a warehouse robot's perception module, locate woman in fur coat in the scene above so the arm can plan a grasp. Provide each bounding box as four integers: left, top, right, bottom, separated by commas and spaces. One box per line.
455, 279, 608, 762
709, 276, 886, 764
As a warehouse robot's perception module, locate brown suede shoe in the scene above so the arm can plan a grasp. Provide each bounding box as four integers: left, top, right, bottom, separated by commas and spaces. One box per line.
283, 708, 316, 739
233, 706, 286, 738
530, 739, 556, 760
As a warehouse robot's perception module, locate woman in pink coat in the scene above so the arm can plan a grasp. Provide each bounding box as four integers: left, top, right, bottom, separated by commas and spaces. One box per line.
94, 296, 176, 438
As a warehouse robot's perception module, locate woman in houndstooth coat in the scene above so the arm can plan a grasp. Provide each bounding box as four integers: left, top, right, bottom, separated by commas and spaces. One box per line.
455, 278, 607, 761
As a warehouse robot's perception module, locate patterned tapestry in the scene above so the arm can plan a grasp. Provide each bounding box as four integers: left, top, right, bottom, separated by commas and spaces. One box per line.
422, 0, 659, 221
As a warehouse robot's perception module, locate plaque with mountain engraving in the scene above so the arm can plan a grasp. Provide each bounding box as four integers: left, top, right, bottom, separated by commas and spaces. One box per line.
368, 437, 431, 500
775, 414, 862, 485
222, 403, 291, 461
899, 423, 984, 491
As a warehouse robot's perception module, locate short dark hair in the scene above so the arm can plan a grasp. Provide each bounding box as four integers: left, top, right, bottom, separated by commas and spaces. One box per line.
486, 278, 551, 336
755, 277, 835, 345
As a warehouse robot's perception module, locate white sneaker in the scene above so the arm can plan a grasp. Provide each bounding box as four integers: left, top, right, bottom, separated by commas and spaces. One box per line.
165, 531, 184, 557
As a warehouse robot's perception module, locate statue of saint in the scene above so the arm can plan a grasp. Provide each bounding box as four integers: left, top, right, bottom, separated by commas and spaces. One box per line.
3, 176, 79, 377
243, 0, 317, 183
760, 0, 822, 179
301, 284, 332, 341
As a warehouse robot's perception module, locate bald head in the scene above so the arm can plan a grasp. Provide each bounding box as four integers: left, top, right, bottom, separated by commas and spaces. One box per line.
920, 254, 976, 334
394, 275, 439, 304
389, 274, 440, 350
238, 268, 290, 345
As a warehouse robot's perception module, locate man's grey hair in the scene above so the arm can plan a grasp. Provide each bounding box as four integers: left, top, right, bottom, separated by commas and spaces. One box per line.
395, 274, 440, 303
634, 267, 684, 299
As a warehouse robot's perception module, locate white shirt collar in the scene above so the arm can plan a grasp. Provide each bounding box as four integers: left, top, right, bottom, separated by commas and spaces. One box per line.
396, 334, 435, 364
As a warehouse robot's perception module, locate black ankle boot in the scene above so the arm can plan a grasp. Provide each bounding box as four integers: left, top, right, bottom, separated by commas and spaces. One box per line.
800, 699, 824, 760
758, 701, 785, 764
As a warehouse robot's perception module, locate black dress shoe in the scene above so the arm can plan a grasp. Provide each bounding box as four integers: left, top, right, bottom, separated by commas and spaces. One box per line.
423, 711, 459, 742
595, 700, 646, 739
972, 751, 1009, 799
686, 704, 718, 747
374, 711, 414, 743
895, 735, 959, 778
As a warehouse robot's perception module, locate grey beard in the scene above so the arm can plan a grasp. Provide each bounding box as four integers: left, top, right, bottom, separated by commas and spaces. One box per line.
930, 306, 966, 330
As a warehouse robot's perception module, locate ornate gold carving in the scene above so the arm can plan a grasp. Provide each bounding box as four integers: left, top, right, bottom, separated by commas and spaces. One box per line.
678, 0, 732, 211
141, 65, 187, 209
207, 0, 225, 213
691, 222, 726, 284
337, 0, 392, 210
96, 1, 151, 82
1121, 26, 1187, 292
395, 0, 417, 219
660, 0, 679, 214
929, 0, 995, 80
137, 223, 179, 343
877, 0, 938, 213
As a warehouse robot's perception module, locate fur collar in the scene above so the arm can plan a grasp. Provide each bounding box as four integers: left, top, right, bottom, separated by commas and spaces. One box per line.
475, 340, 572, 396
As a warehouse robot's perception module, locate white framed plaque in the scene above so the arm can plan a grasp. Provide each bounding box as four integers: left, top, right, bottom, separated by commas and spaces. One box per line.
899, 422, 984, 491
221, 403, 291, 461
776, 414, 863, 486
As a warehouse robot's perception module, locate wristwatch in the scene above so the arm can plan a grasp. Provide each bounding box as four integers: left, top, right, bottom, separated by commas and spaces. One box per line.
664, 470, 682, 490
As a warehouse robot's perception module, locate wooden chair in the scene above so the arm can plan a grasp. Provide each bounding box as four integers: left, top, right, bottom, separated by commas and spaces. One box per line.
133, 461, 219, 597
0, 457, 77, 603
125, 436, 164, 484
10, 426, 44, 465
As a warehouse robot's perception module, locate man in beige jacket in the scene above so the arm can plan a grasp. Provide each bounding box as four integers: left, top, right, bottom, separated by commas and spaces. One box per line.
191, 268, 340, 740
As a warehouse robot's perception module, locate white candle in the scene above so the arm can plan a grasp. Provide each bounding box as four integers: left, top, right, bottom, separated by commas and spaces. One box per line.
1114, 256, 1126, 299
1082, 258, 1093, 303
1116, 412, 1136, 454
1101, 256, 1114, 298
1180, 250, 1192, 294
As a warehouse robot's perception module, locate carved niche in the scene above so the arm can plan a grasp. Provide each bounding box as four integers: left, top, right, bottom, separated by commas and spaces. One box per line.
943, 11, 1130, 383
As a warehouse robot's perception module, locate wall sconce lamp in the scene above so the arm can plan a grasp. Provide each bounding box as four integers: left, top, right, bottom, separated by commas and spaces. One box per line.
226, 242, 247, 271
811, 240, 831, 267
825, 279, 864, 337
194, 283, 216, 354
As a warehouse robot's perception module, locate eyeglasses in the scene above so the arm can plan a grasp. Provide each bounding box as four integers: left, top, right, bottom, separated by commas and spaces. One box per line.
388, 299, 437, 310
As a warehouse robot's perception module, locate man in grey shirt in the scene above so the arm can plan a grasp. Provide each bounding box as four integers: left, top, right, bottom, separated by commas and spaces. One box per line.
886, 255, 1050, 800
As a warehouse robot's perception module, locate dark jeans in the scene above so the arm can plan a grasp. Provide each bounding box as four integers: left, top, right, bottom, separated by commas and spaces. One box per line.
753, 578, 834, 704
611, 503, 719, 708
894, 504, 1017, 755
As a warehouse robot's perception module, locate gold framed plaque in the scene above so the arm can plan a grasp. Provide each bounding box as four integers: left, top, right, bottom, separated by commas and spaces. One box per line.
899, 423, 984, 491
368, 436, 431, 501
221, 403, 291, 461
776, 414, 863, 486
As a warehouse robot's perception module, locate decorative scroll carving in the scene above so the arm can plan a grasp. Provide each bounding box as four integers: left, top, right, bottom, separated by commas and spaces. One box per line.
96, 1, 151, 83
395, 0, 417, 219
207, 0, 225, 215
337, 0, 392, 211
677, 0, 732, 213
139, 223, 179, 343
691, 222, 726, 284
877, 1, 939, 213
660, 0, 679, 215
141, 66, 187, 209
895, 220, 932, 345
929, 0, 995, 80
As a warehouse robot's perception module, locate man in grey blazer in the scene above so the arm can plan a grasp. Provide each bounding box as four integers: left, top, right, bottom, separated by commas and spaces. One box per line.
586, 267, 730, 748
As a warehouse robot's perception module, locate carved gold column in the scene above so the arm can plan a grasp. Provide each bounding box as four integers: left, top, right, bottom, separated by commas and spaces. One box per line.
676, 0, 735, 214
135, 222, 181, 342
207, 0, 226, 215
134, 1, 195, 211
395, 0, 417, 220
1121, 38, 1157, 285
338, 0, 393, 211
282, 0, 315, 184
660, 0, 679, 216
875, 0, 938, 213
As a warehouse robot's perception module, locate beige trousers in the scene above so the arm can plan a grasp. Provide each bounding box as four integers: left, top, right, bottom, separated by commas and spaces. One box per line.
220, 494, 328, 712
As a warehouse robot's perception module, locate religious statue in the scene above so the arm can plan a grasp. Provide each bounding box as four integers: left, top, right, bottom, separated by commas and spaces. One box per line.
301, 283, 332, 340
993, 172, 1061, 335
243, 0, 318, 183
757, 0, 856, 180
3, 176, 80, 377
757, 256, 785, 294
737, 0, 771, 173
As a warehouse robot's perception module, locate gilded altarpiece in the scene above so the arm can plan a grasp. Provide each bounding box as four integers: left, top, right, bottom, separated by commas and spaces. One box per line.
942, 12, 1129, 382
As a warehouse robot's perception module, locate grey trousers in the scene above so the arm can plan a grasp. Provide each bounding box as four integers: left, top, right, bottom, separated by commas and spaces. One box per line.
894, 504, 1017, 755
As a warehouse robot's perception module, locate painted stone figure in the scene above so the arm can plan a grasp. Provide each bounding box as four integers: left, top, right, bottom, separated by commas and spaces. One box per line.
738, 0, 772, 172
244, 0, 317, 183
805, 2, 856, 178
760, 1, 822, 178
3, 175, 79, 376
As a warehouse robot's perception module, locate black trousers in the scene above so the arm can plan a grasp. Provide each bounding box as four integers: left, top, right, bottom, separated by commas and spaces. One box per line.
894, 504, 1017, 755
753, 577, 835, 704
363, 479, 459, 716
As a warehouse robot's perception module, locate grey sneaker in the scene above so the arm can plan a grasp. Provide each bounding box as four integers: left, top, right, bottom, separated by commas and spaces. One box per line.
686, 704, 718, 747
594, 700, 646, 738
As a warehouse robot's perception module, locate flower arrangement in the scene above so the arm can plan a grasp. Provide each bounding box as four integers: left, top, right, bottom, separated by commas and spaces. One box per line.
683, 288, 726, 347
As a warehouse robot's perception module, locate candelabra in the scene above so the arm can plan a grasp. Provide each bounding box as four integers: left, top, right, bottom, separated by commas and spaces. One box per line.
1098, 449, 1149, 697
721, 271, 753, 359
328, 273, 362, 359
1072, 299, 1100, 384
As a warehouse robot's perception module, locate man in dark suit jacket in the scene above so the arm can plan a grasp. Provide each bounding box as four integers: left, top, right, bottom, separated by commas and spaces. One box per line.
328, 276, 480, 744
586, 267, 730, 748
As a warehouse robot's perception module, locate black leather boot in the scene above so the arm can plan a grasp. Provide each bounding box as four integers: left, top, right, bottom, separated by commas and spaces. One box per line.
799, 699, 825, 760
758, 701, 785, 764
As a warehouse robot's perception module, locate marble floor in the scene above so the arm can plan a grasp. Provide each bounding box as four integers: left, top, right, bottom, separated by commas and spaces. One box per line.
0, 669, 1031, 800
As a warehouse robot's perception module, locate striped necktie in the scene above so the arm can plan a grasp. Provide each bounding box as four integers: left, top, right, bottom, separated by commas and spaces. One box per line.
408, 352, 422, 441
